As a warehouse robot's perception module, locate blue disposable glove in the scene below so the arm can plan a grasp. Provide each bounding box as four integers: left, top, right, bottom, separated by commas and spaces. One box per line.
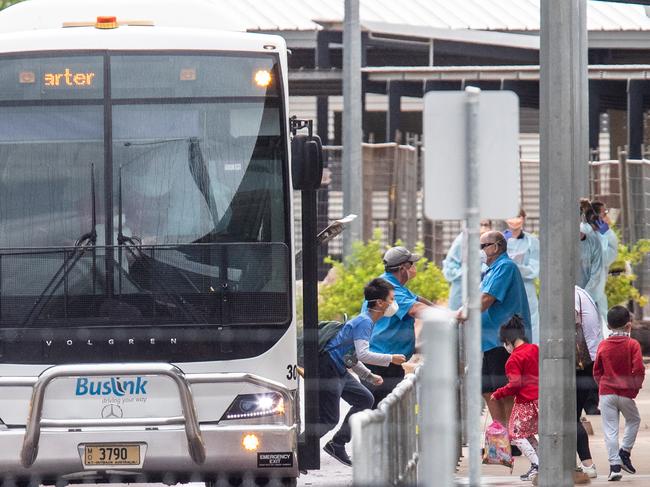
596, 219, 609, 235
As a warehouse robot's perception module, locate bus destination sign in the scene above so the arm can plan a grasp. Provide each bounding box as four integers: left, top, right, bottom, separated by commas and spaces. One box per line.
19, 68, 97, 88
44, 68, 96, 87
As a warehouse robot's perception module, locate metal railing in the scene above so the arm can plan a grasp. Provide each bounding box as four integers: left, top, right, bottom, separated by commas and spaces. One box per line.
350, 311, 459, 487
350, 367, 421, 487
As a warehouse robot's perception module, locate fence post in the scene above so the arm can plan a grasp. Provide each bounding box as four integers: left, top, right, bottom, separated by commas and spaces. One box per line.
362, 144, 374, 242
421, 309, 458, 486
619, 148, 636, 244
351, 409, 385, 486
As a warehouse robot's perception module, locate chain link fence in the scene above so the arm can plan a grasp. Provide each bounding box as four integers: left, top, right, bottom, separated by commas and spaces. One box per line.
295, 142, 650, 317
296, 144, 539, 269
591, 152, 650, 318
294, 143, 422, 278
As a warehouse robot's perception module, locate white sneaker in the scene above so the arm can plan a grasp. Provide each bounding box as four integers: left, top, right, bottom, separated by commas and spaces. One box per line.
581, 463, 597, 478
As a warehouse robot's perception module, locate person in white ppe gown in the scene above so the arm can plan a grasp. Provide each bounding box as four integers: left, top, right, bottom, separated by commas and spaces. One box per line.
442, 220, 492, 310
578, 201, 605, 309
578, 200, 611, 417
504, 209, 540, 344
591, 200, 619, 336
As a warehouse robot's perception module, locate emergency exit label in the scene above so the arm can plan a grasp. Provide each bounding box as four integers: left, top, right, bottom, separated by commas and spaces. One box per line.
258, 452, 293, 468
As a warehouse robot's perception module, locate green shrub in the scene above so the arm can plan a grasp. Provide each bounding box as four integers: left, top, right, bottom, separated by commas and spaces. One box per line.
318, 229, 449, 321
0, 1, 24, 9
606, 237, 650, 307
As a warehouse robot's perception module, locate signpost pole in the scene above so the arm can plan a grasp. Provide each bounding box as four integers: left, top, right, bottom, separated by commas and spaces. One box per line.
464, 86, 482, 487
423, 88, 519, 484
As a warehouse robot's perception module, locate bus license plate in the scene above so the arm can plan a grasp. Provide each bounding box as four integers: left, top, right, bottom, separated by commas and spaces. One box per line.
84, 444, 141, 466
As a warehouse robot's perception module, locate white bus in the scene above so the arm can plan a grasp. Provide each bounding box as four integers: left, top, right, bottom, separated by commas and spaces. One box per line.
0, 1, 321, 485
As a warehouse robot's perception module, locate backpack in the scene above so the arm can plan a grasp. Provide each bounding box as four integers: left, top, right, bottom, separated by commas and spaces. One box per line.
318, 320, 346, 352
296, 316, 353, 368
318, 317, 358, 368
575, 293, 593, 370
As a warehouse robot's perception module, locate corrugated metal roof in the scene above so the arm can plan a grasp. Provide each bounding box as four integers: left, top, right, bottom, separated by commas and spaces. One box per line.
207, 0, 650, 33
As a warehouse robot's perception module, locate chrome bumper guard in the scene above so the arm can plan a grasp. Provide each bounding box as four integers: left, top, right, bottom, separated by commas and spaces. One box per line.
0, 363, 293, 469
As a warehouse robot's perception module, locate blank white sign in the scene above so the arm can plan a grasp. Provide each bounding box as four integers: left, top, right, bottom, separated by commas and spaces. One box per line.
423, 90, 520, 220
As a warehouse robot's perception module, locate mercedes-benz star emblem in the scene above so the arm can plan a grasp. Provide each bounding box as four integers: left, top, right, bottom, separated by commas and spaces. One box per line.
101, 404, 124, 419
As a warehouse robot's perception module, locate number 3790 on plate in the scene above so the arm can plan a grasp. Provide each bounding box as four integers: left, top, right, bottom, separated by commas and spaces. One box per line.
82, 443, 144, 467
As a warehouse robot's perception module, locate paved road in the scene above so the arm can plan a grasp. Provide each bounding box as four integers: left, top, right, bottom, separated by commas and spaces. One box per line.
297, 384, 353, 486
297, 452, 352, 486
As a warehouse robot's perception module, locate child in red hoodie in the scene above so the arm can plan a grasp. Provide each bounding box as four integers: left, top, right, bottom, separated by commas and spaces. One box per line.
593, 306, 645, 481
491, 315, 539, 482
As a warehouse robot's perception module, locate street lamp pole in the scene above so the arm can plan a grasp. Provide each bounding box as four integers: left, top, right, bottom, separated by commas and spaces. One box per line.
343, 0, 363, 256
539, 1, 587, 485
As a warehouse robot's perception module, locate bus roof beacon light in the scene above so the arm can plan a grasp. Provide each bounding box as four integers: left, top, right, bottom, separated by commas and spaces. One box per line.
95, 16, 118, 29
254, 70, 272, 88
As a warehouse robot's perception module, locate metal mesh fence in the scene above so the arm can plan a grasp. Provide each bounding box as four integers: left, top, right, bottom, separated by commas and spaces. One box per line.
295, 143, 650, 319
294, 143, 422, 267
422, 158, 541, 265
591, 156, 650, 318
296, 144, 540, 267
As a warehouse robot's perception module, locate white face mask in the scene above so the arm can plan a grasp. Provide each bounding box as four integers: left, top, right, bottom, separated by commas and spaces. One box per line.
384, 300, 399, 318
503, 343, 514, 354
480, 250, 488, 265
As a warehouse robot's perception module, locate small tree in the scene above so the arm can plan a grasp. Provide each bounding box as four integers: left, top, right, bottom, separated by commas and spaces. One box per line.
318, 229, 449, 321
606, 238, 650, 308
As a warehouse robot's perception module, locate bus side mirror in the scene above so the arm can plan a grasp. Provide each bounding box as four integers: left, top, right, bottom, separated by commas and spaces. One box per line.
291, 134, 323, 190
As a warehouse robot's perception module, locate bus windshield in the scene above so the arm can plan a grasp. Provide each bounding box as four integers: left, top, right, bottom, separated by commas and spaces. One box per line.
0, 53, 290, 329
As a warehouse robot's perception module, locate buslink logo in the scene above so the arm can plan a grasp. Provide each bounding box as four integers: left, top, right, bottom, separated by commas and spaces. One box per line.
75, 377, 148, 397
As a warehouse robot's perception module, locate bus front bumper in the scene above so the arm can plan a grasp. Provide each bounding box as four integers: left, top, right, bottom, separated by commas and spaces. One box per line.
0, 424, 299, 481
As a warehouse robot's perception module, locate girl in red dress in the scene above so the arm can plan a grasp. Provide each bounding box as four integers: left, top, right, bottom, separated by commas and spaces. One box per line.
491, 315, 540, 482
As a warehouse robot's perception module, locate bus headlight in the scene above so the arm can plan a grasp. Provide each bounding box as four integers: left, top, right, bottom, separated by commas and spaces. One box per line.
222, 393, 285, 420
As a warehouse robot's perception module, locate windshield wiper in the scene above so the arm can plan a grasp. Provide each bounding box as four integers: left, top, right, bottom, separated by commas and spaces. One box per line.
23, 163, 98, 326
188, 137, 220, 229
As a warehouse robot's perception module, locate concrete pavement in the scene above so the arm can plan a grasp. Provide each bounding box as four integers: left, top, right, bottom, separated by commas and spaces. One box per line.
456, 365, 650, 485
298, 402, 352, 486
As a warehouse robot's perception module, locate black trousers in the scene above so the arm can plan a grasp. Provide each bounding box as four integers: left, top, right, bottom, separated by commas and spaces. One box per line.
367, 363, 405, 408
576, 363, 598, 461
317, 353, 374, 445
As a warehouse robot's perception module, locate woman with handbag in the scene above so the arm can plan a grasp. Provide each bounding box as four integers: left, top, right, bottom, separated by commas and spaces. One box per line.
575, 285, 604, 479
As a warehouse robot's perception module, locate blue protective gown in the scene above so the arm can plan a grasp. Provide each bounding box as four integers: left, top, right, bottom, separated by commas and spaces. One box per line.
595, 229, 619, 335
442, 232, 463, 310
578, 223, 605, 313
506, 232, 540, 344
